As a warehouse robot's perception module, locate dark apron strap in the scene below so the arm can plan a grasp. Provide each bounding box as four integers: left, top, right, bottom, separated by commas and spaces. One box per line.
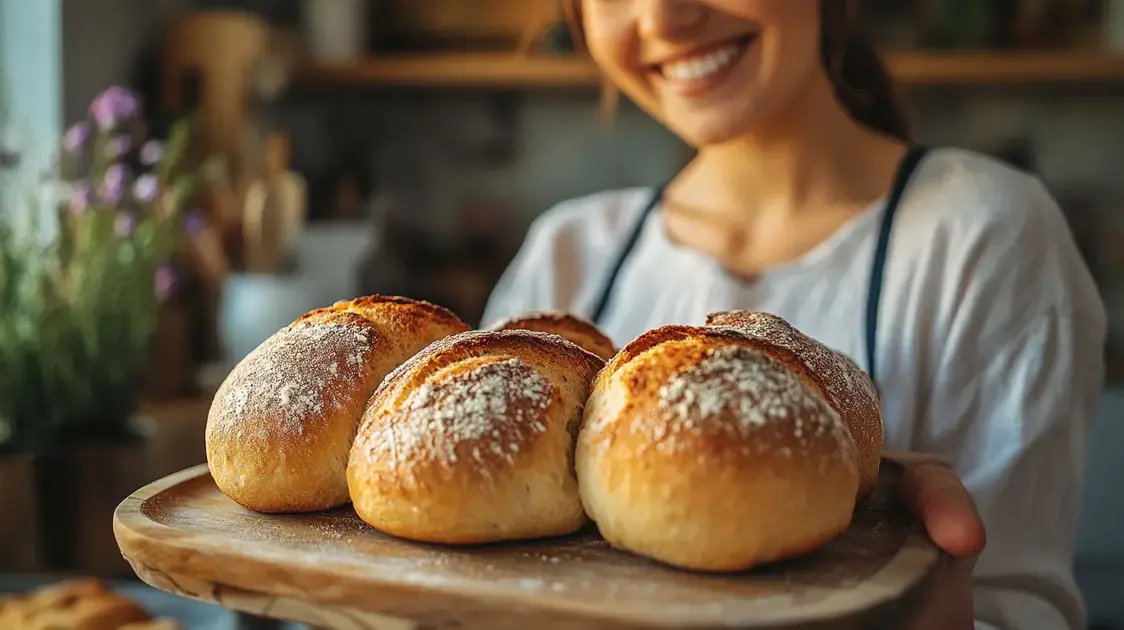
590, 185, 666, 325
865, 145, 930, 385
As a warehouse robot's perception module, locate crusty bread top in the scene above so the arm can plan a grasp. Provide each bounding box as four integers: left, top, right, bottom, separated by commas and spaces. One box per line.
704, 311, 881, 435
704, 311, 883, 495
208, 310, 381, 445
595, 325, 830, 403
208, 295, 468, 448
355, 329, 604, 476
705, 312, 879, 405
488, 311, 617, 360
301, 294, 468, 333
583, 325, 854, 464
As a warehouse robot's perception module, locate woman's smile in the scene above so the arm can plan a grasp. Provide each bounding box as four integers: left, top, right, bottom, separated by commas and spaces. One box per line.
582, 1, 822, 145
648, 34, 760, 99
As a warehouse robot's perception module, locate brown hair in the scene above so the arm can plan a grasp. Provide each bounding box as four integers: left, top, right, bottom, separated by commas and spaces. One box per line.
564, 0, 910, 141
819, 0, 910, 141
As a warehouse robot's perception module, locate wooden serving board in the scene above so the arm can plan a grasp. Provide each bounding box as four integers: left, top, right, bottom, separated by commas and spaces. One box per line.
114, 460, 941, 630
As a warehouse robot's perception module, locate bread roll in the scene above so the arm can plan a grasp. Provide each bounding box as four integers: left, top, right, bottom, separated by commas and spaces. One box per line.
206, 295, 469, 513
705, 311, 883, 499
348, 329, 604, 544
488, 311, 617, 360
577, 325, 860, 572
0, 579, 153, 630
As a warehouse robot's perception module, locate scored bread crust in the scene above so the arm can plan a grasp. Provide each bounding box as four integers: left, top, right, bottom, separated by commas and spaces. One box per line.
348, 329, 604, 544
705, 310, 883, 500
488, 310, 617, 361
577, 325, 860, 573
206, 295, 470, 513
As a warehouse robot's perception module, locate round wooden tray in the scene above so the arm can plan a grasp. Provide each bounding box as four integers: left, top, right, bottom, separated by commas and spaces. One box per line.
113, 459, 941, 630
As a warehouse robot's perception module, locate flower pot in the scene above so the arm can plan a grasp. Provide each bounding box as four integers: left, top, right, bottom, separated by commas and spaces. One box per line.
217, 273, 331, 368
0, 448, 42, 572
35, 416, 154, 577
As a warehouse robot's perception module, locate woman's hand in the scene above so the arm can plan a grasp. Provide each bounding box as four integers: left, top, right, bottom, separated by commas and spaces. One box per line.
886, 452, 988, 630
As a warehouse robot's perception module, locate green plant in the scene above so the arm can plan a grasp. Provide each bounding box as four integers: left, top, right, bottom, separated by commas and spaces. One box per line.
0, 86, 204, 451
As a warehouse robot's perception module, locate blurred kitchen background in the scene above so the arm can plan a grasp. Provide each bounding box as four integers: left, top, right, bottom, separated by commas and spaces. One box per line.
1, 0, 1124, 628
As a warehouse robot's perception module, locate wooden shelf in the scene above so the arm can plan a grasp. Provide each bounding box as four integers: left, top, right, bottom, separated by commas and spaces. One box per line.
887, 50, 1124, 85
298, 53, 601, 88
296, 50, 1124, 89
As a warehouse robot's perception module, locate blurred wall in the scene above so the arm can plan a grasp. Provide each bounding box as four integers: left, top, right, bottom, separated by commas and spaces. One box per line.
0, 0, 62, 173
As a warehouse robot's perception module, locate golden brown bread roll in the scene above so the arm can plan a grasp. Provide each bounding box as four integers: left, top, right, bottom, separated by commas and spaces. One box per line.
488, 311, 617, 360
577, 325, 860, 572
206, 295, 470, 513
0, 579, 154, 630
348, 329, 604, 544
705, 310, 883, 499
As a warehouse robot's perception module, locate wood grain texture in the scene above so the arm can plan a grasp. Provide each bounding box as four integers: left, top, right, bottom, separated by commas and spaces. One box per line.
295, 51, 1124, 89
114, 460, 941, 630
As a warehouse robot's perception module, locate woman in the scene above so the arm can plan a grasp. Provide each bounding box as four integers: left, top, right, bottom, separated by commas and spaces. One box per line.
482, 1, 1106, 628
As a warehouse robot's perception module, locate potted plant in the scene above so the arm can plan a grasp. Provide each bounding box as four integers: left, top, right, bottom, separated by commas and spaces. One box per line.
0, 86, 204, 575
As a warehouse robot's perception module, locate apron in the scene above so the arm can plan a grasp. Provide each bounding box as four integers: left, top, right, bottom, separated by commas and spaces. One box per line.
589, 146, 930, 387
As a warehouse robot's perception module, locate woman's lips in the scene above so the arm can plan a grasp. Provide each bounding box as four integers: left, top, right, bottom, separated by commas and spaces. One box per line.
652, 35, 758, 99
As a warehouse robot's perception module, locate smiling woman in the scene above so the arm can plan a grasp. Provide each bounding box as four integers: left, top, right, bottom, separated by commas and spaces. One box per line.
566, 0, 909, 145
486, 1, 1106, 629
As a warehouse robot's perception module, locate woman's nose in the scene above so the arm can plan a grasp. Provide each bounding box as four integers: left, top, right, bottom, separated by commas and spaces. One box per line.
636, 0, 707, 41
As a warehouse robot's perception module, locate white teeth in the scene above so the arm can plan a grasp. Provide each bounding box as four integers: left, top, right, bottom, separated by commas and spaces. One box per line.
662, 45, 741, 82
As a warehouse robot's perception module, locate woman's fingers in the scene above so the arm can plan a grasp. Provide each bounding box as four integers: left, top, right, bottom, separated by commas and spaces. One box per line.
899, 460, 987, 558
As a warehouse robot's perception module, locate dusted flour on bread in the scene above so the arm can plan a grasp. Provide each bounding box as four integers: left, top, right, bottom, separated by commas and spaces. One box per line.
652, 346, 845, 456
576, 325, 863, 572
374, 357, 555, 472
348, 329, 602, 544
705, 311, 883, 498
708, 312, 879, 422
210, 320, 377, 441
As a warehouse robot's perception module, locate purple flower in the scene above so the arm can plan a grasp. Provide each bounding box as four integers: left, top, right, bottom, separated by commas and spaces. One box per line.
114, 212, 135, 238
140, 140, 162, 165
183, 209, 206, 236
69, 182, 92, 214
89, 86, 141, 131
105, 163, 128, 187
106, 135, 132, 159
64, 123, 90, 154
133, 174, 158, 204
98, 182, 124, 206
155, 263, 178, 301
98, 165, 128, 206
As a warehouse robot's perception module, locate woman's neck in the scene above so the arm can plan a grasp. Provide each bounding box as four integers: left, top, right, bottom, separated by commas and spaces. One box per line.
671, 84, 907, 218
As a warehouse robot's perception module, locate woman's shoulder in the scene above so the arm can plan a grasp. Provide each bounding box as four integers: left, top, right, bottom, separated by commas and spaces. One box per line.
900, 146, 1084, 263
898, 146, 1104, 328
909, 147, 1062, 229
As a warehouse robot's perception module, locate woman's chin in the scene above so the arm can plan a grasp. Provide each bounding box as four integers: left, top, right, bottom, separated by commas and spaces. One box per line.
669, 114, 756, 149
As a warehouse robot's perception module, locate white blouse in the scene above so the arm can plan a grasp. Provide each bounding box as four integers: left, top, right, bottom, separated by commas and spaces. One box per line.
482, 147, 1107, 630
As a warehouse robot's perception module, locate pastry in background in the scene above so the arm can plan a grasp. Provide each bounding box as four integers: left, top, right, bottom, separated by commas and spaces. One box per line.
0, 578, 180, 630
349, 329, 604, 544
207, 295, 470, 513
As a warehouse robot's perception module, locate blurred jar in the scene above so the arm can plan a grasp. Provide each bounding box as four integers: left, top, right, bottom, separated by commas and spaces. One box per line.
1106, 0, 1124, 50
217, 273, 327, 368
301, 0, 369, 62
